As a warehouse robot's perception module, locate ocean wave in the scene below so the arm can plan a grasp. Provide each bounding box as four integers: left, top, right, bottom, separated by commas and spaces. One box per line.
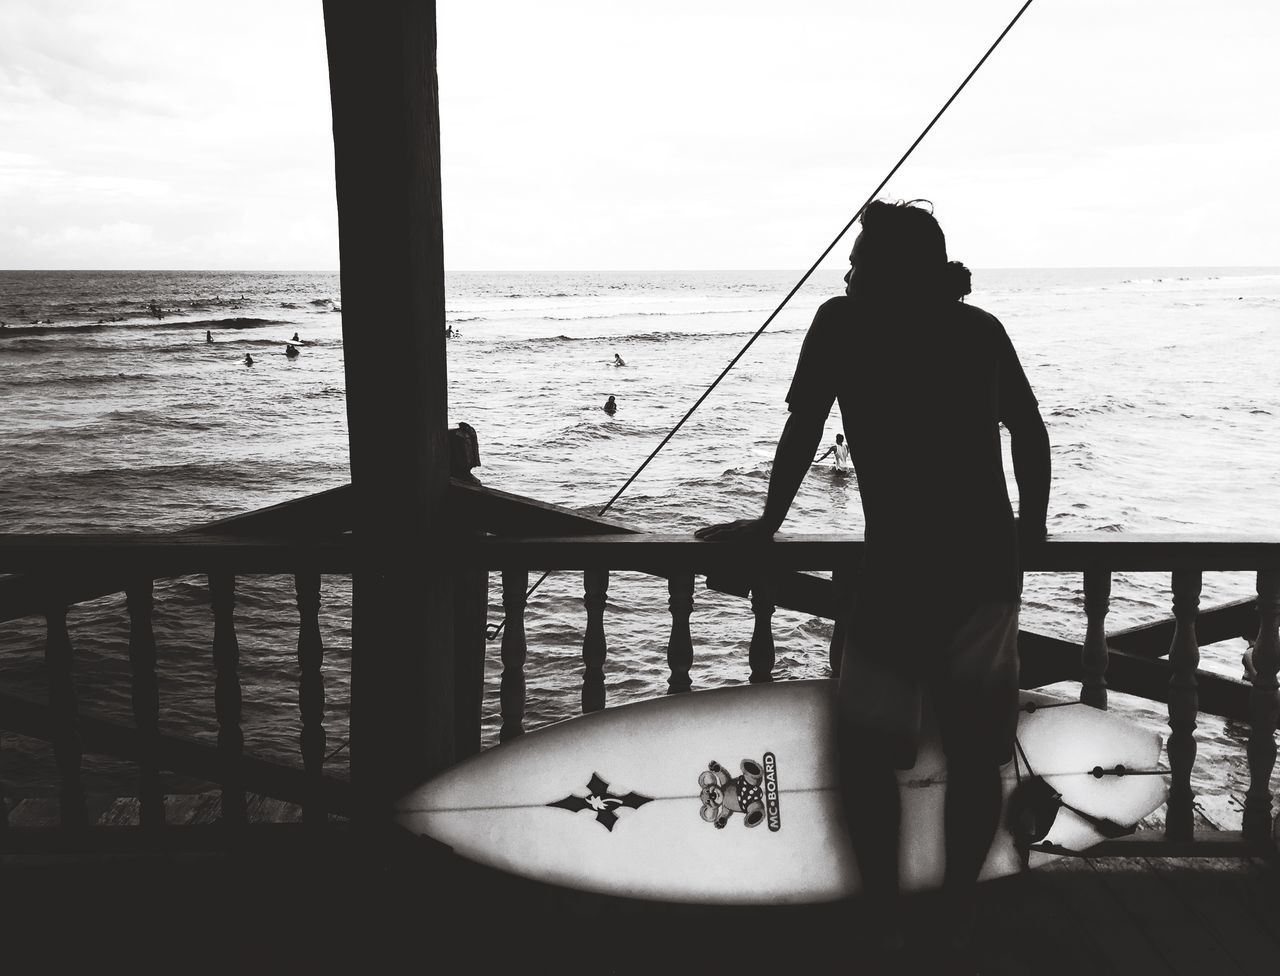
8, 371, 159, 388
23, 460, 282, 493
543, 307, 770, 323
0, 316, 285, 338
534, 416, 675, 451
482, 324, 798, 352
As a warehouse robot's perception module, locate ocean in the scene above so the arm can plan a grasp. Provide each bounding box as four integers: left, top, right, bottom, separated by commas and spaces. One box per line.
1, 267, 1278, 806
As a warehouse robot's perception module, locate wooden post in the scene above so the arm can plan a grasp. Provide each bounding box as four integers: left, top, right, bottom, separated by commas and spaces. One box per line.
666, 573, 695, 694
828, 565, 854, 677
125, 579, 164, 828
209, 574, 246, 826
1243, 570, 1280, 843
44, 603, 87, 828
499, 569, 528, 741
295, 571, 327, 826
324, 0, 454, 813
1165, 569, 1201, 842
1080, 569, 1111, 709
749, 578, 777, 683
581, 569, 609, 713
450, 423, 487, 760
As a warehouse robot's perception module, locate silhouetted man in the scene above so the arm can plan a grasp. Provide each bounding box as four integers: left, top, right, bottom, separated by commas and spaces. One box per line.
697, 200, 1050, 962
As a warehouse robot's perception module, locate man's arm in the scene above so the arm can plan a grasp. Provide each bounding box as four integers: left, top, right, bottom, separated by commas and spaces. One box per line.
996, 321, 1051, 545
1010, 411, 1051, 546
698, 298, 841, 541
696, 408, 828, 540
815, 445, 835, 463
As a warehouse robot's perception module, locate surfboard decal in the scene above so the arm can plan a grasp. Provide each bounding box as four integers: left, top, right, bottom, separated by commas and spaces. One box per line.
763, 752, 781, 832
546, 772, 653, 832
699, 757, 776, 830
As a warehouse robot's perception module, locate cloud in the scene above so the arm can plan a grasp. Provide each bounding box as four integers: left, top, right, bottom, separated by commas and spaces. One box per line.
2, 0, 1278, 269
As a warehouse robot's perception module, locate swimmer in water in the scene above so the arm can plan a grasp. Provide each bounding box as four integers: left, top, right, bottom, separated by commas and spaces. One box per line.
816, 433, 852, 472
206, 330, 213, 343
613, 353, 626, 367
285, 343, 299, 358
244, 354, 255, 366
604, 395, 617, 415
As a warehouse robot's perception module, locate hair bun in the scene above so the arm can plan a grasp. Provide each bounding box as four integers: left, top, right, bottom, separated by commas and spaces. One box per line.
942, 260, 972, 301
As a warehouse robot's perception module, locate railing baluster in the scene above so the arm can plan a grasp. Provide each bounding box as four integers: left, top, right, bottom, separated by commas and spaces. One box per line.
125, 579, 163, 828
499, 569, 528, 741
666, 573, 695, 694
581, 569, 609, 713
1165, 569, 1202, 841
208, 573, 246, 826
1243, 569, 1280, 843
1080, 569, 1111, 709
44, 603, 87, 829
749, 578, 777, 683
295, 571, 327, 826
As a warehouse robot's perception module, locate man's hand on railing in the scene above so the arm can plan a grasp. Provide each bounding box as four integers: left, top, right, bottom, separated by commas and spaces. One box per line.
694, 518, 778, 543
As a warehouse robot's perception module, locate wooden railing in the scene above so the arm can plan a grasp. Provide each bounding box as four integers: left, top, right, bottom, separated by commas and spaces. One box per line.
464, 533, 1280, 853
1, 505, 1278, 860
0, 534, 354, 841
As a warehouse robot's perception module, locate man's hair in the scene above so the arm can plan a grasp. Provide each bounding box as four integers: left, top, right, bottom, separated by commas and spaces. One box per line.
849, 199, 971, 302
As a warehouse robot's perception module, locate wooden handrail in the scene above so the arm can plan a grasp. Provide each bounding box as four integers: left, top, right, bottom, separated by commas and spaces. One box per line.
456, 533, 1280, 572
0, 533, 353, 576
0, 485, 353, 624
3, 530, 1280, 576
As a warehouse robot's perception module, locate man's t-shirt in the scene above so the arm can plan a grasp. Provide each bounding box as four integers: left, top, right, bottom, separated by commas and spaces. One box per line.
833, 441, 851, 470
786, 295, 1040, 643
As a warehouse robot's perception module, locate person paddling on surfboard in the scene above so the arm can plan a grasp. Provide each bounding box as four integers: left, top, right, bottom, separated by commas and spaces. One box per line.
816, 432, 852, 473
696, 199, 1050, 961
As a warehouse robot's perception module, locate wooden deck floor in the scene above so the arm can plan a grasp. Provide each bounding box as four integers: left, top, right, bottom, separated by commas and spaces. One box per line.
1, 793, 1277, 974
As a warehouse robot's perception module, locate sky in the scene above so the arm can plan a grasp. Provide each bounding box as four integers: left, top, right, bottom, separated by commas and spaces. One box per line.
1, 0, 1277, 270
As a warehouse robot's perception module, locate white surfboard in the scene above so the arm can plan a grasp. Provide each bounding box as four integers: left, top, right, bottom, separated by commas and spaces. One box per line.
395, 681, 1165, 904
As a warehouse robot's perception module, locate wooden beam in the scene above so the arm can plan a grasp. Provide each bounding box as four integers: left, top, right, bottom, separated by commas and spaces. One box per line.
1016, 629, 1252, 721
1109, 598, 1257, 658
0, 534, 352, 576
0, 691, 353, 816
324, 0, 453, 812
449, 479, 642, 537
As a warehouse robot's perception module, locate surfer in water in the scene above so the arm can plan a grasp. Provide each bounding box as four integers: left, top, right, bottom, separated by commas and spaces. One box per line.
613, 353, 626, 367
285, 343, 300, 358
603, 395, 618, 416
292, 332, 300, 342
206, 330, 213, 344
244, 353, 254, 366
696, 200, 1050, 962
816, 432, 852, 473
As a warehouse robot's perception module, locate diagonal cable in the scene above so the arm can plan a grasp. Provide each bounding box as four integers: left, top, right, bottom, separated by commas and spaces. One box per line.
489, 0, 1038, 640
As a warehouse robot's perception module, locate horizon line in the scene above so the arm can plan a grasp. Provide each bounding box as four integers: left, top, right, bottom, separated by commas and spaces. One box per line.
3, 264, 1280, 274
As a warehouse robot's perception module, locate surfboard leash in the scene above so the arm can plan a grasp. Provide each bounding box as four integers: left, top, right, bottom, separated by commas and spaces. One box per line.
488, 0, 1040, 641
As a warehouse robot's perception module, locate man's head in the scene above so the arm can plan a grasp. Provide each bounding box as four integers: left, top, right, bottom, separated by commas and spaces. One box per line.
845, 199, 948, 300
835, 434, 844, 444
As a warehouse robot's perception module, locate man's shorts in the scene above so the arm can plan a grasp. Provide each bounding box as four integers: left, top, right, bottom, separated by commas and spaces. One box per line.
836, 601, 1020, 770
